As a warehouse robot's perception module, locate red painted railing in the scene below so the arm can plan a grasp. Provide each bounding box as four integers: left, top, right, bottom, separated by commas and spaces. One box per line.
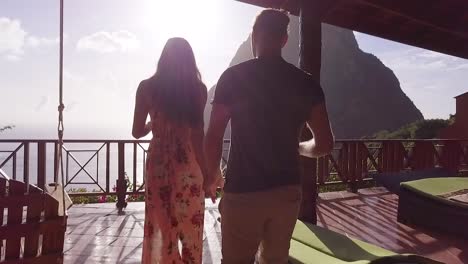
316, 139, 468, 191
0, 139, 467, 210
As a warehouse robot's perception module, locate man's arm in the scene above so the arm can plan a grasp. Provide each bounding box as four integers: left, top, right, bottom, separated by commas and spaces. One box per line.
204, 104, 230, 196
299, 102, 334, 158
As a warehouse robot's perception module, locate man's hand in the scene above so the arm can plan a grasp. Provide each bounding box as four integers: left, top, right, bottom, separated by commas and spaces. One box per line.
204, 169, 224, 203
204, 102, 230, 203
299, 102, 334, 158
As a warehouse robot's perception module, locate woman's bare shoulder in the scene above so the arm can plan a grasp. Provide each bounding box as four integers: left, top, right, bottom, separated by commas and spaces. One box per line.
137, 78, 154, 97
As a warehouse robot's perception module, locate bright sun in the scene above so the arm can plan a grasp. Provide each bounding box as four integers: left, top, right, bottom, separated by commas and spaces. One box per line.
140, 0, 220, 42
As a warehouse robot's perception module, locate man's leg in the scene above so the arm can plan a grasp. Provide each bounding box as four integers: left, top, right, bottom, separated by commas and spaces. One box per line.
220, 192, 266, 264
257, 186, 302, 264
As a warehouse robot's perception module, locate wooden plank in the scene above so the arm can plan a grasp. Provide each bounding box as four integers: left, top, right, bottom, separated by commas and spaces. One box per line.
1, 252, 62, 264
24, 185, 43, 258
133, 143, 137, 192
0, 218, 64, 239
5, 180, 26, 260
440, 141, 462, 173
42, 194, 64, 255
317, 157, 325, 185
0, 177, 6, 258
390, 142, 396, 171
341, 142, 349, 182
349, 142, 357, 182
397, 142, 406, 171
37, 142, 46, 190
0, 194, 47, 208
377, 143, 383, 172
116, 143, 127, 213
106, 142, 110, 193
411, 141, 436, 170
356, 143, 364, 181
0, 177, 7, 222
23, 143, 30, 188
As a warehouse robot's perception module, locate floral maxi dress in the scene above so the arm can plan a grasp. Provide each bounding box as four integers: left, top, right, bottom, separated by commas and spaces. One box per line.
142, 113, 205, 264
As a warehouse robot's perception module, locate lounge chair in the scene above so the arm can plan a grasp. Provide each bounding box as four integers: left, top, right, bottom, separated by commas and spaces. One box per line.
289, 220, 441, 264
371, 168, 453, 194
398, 177, 468, 238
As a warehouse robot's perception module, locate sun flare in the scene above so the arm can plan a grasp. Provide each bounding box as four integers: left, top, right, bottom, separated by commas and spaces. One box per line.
140, 0, 220, 42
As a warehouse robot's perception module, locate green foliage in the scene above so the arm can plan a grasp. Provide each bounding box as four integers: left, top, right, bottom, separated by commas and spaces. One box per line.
69, 187, 117, 204
68, 181, 146, 204
126, 182, 145, 202
368, 119, 452, 139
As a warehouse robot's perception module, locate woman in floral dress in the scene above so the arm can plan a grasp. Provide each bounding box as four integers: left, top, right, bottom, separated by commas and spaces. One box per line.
132, 38, 208, 264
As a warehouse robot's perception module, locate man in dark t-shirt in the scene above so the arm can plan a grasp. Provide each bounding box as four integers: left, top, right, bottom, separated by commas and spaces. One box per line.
205, 9, 334, 264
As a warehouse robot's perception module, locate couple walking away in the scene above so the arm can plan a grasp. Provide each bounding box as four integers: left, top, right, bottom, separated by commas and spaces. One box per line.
132, 9, 334, 264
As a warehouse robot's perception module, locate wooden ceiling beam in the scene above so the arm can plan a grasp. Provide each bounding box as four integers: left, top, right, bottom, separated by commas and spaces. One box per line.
356, 0, 468, 35
355, 0, 468, 38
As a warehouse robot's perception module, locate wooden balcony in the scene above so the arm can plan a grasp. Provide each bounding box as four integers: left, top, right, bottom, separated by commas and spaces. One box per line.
1, 139, 467, 263
64, 188, 468, 264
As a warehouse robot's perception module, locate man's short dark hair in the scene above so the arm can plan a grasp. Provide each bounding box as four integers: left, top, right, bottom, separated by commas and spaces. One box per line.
253, 9, 290, 43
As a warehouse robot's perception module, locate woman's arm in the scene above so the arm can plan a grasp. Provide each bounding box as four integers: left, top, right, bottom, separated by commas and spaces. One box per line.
191, 85, 208, 177
132, 82, 151, 139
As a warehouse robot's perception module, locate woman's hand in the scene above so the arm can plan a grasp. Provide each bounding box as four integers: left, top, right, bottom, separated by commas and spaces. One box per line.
204, 169, 224, 203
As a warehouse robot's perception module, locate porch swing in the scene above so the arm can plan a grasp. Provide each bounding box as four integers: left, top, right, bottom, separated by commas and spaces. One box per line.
0, 0, 71, 263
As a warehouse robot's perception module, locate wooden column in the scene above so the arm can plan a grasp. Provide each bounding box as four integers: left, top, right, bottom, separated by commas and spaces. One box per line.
298, 0, 322, 224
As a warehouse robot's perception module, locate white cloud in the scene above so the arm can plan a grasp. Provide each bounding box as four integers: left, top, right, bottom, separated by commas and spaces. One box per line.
451, 63, 468, 71
0, 17, 61, 61
35, 96, 49, 111
0, 17, 27, 58
26, 36, 60, 48
77, 31, 140, 53
379, 48, 468, 72
5, 54, 21, 62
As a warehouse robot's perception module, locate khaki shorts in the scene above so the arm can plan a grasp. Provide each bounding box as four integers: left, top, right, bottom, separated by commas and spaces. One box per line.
219, 185, 302, 264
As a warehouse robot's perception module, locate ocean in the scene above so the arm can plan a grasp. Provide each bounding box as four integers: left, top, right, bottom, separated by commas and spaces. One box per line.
0, 124, 230, 193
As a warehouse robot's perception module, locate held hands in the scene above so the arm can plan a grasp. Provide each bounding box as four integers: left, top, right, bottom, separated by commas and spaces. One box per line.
204, 168, 224, 204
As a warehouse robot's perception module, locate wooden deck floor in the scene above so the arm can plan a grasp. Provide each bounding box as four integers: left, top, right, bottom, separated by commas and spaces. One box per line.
65, 187, 468, 263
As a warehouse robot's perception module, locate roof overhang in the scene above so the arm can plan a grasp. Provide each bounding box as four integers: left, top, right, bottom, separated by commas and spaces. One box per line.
236, 0, 468, 59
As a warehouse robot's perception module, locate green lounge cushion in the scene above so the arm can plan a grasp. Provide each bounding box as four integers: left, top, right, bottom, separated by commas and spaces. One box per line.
290, 220, 442, 264
289, 239, 369, 264
401, 177, 468, 209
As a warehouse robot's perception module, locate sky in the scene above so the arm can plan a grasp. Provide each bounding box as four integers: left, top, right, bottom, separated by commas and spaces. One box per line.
1, 0, 467, 138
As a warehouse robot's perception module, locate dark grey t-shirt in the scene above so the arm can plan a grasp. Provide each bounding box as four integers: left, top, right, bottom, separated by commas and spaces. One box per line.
213, 57, 325, 193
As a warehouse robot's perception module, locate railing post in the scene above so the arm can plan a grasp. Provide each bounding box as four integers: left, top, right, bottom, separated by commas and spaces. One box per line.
12, 152, 17, 180
348, 142, 358, 193
23, 142, 29, 188
116, 142, 127, 214
106, 142, 110, 193
54, 142, 58, 183
37, 142, 46, 190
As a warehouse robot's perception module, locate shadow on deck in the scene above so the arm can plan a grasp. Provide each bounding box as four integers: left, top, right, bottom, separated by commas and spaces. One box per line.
65, 187, 468, 263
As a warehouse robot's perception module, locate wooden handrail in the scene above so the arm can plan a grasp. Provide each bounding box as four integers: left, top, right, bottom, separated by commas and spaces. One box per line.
0, 139, 466, 206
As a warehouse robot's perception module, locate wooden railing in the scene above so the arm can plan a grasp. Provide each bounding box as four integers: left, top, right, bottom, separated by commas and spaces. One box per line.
317, 139, 468, 191
0, 139, 467, 210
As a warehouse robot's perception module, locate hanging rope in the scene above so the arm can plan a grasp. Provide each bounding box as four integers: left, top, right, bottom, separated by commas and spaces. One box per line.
55, 0, 67, 219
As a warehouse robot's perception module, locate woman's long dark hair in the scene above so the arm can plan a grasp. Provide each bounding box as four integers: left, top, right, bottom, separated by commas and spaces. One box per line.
151, 38, 205, 127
